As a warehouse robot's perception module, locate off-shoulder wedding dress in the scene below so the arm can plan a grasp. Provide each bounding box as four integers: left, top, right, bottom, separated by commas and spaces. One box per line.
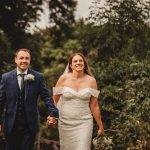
53, 86, 100, 150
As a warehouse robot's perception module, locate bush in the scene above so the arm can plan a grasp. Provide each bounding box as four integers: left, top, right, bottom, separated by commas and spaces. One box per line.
93, 57, 150, 149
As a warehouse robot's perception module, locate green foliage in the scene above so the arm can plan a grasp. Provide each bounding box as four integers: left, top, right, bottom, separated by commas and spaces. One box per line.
48, 0, 77, 47
93, 57, 150, 149
0, 0, 43, 48
41, 46, 79, 88
72, 19, 100, 55
40, 123, 59, 140
25, 31, 45, 71
0, 31, 14, 74
88, 0, 150, 59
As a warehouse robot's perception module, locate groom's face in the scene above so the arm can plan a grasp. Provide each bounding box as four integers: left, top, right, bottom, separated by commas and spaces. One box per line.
15, 50, 30, 72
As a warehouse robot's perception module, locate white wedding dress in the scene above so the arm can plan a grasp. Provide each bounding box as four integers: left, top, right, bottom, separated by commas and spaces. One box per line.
53, 86, 100, 150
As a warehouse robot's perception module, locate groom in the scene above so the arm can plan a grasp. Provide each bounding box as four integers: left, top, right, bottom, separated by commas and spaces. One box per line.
0, 48, 58, 150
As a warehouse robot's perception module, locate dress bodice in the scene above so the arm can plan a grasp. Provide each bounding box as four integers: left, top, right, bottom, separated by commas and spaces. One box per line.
53, 87, 100, 119
54, 87, 100, 150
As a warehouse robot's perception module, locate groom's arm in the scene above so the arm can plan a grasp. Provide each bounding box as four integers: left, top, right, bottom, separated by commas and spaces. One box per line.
0, 75, 6, 127
39, 74, 59, 119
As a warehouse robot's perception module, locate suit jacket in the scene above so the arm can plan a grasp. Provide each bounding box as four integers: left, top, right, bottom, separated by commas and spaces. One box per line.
0, 68, 58, 134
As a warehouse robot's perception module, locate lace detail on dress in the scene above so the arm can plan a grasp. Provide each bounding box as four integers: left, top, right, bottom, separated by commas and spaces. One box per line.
89, 88, 100, 98
55, 86, 96, 150
53, 86, 100, 98
53, 87, 63, 95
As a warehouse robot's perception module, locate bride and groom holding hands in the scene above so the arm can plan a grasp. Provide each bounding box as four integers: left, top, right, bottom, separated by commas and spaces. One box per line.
0, 48, 104, 150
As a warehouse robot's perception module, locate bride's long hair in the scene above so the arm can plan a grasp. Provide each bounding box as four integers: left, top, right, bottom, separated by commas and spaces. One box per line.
67, 53, 93, 76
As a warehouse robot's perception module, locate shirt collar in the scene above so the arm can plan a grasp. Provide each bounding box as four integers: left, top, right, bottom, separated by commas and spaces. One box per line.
17, 68, 28, 75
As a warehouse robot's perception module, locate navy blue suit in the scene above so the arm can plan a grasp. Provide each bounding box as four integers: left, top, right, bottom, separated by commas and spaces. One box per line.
0, 68, 58, 150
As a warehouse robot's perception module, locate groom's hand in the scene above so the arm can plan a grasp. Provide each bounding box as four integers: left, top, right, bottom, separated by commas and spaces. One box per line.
47, 116, 57, 125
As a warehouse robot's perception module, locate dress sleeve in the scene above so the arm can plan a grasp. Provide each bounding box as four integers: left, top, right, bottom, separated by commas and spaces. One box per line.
53, 87, 63, 95
90, 88, 100, 98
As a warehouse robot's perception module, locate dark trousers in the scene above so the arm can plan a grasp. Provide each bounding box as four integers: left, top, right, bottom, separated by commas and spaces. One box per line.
5, 118, 37, 150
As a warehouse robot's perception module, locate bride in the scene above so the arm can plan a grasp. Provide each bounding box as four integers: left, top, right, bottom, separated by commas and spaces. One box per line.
53, 53, 104, 150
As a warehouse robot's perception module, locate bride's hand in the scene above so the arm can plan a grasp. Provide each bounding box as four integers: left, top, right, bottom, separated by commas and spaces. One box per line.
97, 128, 104, 136
47, 116, 57, 125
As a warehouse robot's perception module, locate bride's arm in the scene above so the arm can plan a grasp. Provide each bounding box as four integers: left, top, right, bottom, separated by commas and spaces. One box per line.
89, 78, 104, 136
53, 95, 60, 106
90, 97, 104, 136
53, 74, 65, 106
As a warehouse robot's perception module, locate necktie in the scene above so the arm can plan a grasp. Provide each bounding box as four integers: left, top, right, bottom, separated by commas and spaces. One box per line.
20, 74, 25, 91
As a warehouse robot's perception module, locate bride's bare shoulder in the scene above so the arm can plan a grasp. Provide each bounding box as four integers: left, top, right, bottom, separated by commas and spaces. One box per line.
86, 75, 97, 88
86, 75, 96, 82
56, 73, 71, 86
58, 73, 71, 81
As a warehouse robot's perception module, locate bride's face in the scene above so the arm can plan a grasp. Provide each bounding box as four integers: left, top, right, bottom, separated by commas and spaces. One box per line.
70, 55, 85, 72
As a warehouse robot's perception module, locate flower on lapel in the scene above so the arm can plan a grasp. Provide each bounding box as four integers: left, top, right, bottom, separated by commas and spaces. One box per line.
25, 74, 35, 81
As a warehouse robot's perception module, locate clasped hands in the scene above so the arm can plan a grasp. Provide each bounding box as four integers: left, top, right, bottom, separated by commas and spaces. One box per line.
47, 116, 58, 125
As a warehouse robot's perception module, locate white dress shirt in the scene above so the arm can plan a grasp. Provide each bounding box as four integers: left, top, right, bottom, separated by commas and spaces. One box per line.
17, 68, 28, 90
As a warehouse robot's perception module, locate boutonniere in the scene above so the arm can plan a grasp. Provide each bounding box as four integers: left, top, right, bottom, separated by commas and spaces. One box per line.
25, 74, 35, 81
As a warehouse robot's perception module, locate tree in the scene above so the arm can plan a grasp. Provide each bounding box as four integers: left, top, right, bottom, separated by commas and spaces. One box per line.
0, 0, 43, 48
88, 0, 150, 59
48, 0, 77, 47
92, 57, 150, 149
0, 31, 13, 75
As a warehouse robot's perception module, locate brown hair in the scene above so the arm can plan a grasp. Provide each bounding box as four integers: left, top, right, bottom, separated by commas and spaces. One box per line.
68, 53, 93, 76
15, 48, 31, 57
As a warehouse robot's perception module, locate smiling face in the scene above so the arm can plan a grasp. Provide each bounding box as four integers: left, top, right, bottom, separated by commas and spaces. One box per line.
70, 54, 85, 72
68, 53, 93, 76
15, 50, 30, 72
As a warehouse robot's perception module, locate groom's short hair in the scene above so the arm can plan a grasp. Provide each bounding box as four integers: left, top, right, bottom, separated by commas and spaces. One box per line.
15, 48, 31, 57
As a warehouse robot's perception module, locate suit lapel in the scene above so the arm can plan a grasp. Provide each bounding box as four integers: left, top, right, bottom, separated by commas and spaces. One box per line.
25, 69, 32, 100
25, 79, 29, 101
12, 70, 19, 98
